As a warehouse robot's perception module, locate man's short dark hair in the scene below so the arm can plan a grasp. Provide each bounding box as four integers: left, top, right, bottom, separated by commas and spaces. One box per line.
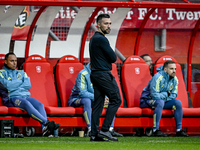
140, 54, 150, 60
163, 60, 175, 69
5, 52, 16, 60
96, 14, 110, 24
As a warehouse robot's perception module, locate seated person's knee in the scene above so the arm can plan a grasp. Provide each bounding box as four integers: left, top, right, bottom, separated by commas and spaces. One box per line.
82, 98, 91, 108
174, 100, 182, 108
155, 99, 165, 108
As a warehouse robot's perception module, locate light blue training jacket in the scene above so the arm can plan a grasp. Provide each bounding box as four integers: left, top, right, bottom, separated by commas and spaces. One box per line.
140, 66, 178, 102
0, 66, 31, 99
68, 63, 94, 106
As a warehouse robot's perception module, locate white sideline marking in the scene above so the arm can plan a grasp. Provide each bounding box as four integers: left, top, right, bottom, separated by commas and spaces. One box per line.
0, 140, 180, 143
0, 141, 61, 143
140, 140, 178, 143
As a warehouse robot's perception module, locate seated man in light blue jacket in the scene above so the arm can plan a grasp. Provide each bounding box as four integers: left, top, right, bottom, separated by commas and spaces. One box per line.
68, 62, 122, 137
0, 53, 59, 136
140, 60, 188, 137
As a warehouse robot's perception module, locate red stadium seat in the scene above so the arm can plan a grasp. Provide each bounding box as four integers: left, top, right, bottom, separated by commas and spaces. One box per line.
54, 55, 84, 107
54, 56, 108, 117
0, 54, 5, 69
54, 57, 139, 120
154, 55, 200, 119
154, 55, 188, 108
121, 55, 151, 108
111, 63, 143, 118
191, 82, 200, 108
0, 57, 27, 115
0, 54, 6, 113
23, 55, 75, 116
120, 55, 173, 128
117, 56, 150, 118
110, 63, 124, 107
0, 97, 8, 115
54, 55, 86, 118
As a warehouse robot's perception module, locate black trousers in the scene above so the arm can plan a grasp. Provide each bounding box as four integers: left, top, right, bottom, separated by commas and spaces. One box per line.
90, 72, 121, 136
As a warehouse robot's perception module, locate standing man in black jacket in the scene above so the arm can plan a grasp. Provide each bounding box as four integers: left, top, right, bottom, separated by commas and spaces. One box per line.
89, 14, 121, 142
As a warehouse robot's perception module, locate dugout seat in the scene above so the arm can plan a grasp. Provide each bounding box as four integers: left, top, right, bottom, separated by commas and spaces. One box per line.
54, 55, 109, 117
0, 54, 39, 117
0, 54, 5, 69
23, 55, 75, 117
0, 55, 28, 116
110, 63, 124, 107
54, 55, 86, 117
0, 97, 8, 116
54, 56, 140, 122
54, 55, 84, 107
154, 56, 200, 126
0, 56, 29, 115
191, 82, 200, 108
111, 63, 142, 118
70, 64, 123, 117
121, 55, 174, 128
120, 56, 148, 119
121, 55, 151, 108
154, 55, 188, 108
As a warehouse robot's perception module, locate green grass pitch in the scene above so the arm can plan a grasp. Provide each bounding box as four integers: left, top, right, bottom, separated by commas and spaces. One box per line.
0, 136, 200, 150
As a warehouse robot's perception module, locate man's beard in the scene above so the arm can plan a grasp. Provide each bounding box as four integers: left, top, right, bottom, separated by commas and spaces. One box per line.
100, 27, 110, 34
169, 73, 175, 78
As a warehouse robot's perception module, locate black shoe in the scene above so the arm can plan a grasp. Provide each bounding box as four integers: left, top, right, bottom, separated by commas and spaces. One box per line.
152, 129, 167, 137
110, 129, 123, 137
135, 127, 145, 136
44, 120, 50, 126
84, 127, 91, 137
98, 130, 118, 141
176, 130, 189, 137
55, 123, 60, 130
90, 135, 109, 142
42, 120, 50, 136
43, 121, 55, 136
51, 121, 60, 130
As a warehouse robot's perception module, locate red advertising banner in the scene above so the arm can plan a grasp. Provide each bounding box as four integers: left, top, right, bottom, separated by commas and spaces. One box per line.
121, 8, 198, 29
52, 7, 200, 29
11, 6, 30, 40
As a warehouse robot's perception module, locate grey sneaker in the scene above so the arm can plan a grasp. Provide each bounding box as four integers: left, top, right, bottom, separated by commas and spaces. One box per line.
98, 130, 118, 141
109, 129, 123, 137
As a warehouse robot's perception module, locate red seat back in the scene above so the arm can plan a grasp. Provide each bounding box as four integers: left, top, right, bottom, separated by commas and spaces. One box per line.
0, 97, 3, 106
121, 55, 151, 107
191, 82, 200, 108
55, 55, 84, 107
111, 63, 124, 107
0, 54, 5, 69
154, 55, 188, 108
23, 55, 58, 107
0, 97, 8, 114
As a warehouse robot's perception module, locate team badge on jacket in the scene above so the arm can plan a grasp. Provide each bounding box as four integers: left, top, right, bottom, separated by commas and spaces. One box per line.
17, 73, 22, 79
169, 83, 173, 91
